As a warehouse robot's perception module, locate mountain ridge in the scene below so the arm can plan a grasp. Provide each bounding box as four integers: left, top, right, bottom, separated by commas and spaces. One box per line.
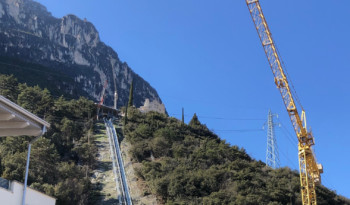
0, 0, 165, 112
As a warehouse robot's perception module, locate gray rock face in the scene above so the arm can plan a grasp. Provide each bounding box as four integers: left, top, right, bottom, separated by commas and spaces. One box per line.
0, 0, 164, 108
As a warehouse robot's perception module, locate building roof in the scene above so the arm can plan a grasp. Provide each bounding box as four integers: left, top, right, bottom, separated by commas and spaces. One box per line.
0, 95, 50, 137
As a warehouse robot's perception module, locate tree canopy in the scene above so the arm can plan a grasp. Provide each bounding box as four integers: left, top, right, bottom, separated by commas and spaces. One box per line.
0, 74, 97, 205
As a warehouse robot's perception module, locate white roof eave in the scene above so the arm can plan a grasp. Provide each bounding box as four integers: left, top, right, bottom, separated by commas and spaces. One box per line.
0, 95, 50, 137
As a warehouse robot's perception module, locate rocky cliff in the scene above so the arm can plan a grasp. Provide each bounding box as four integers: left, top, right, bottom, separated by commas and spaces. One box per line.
0, 0, 165, 110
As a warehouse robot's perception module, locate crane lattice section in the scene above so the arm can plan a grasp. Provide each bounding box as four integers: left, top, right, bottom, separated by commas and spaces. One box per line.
245, 0, 323, 204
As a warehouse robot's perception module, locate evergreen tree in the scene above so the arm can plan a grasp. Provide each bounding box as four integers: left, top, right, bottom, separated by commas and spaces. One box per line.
128, 80, 134, 107
189, 113, 201, 127
124, 105, 128, 125
17, 85, 53, 117
0, 74, 19, 102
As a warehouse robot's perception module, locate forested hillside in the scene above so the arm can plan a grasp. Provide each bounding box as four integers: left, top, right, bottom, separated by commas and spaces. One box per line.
0, 74, 97, 205
123, 107, 350, 205
1, 73, 349, 205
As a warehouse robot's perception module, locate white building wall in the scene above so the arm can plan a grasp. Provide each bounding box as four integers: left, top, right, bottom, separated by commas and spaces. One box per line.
0, 181, 56, 205
139, 98, 166, 114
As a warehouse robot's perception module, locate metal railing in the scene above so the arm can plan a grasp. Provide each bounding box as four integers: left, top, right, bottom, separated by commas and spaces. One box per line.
104, 119, 133, 205
105, 119, 124, 204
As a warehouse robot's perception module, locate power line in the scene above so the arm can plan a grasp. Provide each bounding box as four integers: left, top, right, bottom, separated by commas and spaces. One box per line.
273, 37, 304, 111
198, 116, 265, 121
169, 113, 265, 121
321, 175, 335, 191
213, 128, 264, 133
279, 148, 298, 170
277, 120, 299, 147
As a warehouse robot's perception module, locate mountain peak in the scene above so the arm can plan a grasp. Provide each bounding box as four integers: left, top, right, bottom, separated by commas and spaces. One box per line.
0, 0, 165, 112
60, 14, 100, 46
0, 0, 50, 21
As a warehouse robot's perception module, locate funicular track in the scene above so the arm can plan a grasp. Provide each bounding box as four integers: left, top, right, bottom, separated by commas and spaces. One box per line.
104, 118, 133, 205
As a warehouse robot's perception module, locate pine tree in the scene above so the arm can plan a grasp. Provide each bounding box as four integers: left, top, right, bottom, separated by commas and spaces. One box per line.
17, 85, 53, 116
128, 80, 134, 107
0, 74, 19, 102
124, 105, 128, 125
189, 113, 201, 127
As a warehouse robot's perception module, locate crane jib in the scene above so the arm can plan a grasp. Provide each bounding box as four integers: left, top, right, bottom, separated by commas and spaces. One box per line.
245, 0, 323, 204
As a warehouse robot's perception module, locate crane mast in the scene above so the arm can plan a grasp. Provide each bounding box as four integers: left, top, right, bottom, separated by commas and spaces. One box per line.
97, 80, 108, 119
245, 0, 323, 204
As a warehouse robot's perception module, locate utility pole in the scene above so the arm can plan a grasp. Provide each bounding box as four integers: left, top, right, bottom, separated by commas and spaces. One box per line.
22, 126, 47, 205
182, 107, 184, 124
266, 110, 280, 169
97, 80, 108, 120
113, 68, 118, 110
114, 91, 118, 110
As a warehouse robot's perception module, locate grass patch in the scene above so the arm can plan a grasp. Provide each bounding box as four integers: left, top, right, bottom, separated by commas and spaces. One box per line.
94, 122, 107, 142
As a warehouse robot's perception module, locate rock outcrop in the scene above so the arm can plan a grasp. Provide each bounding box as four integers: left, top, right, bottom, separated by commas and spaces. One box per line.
0, 0, 165, 109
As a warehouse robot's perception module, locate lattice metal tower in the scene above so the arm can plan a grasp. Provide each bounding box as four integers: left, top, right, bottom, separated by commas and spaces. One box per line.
266, 110, 280, 169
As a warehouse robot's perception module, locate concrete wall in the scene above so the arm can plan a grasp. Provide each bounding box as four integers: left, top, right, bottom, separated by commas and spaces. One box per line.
139, 98, 166, 114
0, 180, 56, 205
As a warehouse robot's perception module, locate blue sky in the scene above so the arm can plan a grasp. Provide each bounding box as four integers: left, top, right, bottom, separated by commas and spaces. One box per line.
35, 0, 350, 198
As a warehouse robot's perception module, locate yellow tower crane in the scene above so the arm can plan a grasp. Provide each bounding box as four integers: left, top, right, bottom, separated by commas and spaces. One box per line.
245, 0, 323, 204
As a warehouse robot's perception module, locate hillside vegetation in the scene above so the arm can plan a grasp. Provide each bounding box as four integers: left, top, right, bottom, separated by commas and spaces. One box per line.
0, 74, 97, 205
123, 107, 350, 205
1, 73, 349, 205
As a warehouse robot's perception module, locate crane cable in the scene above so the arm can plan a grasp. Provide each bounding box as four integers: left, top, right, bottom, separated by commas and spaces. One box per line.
272, 36, 305, 111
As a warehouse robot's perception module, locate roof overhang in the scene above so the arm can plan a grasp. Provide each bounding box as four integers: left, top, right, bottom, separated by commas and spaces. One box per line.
0, 95, 50, 137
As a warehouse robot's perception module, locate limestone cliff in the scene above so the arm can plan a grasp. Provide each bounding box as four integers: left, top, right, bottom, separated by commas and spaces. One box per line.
0, 0, 165, 109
